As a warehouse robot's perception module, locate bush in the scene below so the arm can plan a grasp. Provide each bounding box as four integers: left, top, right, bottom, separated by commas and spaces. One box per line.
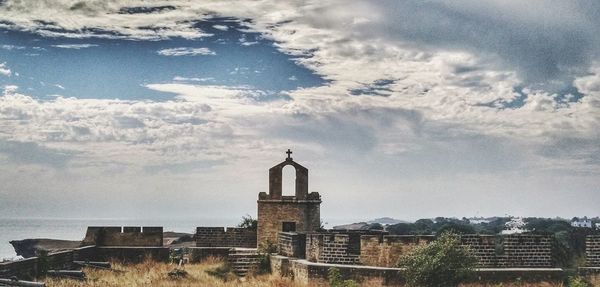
238, 214, 258, 230
328, 267, 358, 287
256, 253, 271, 275
399, 232, 476, 287
567, 276, 590, 287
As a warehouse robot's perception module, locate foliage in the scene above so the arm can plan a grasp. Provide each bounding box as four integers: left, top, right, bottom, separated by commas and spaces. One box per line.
399, 232, 477, 287
238, 214, 258, 231
567, 276, 590, 287
255, 253, 272, 275
258, 240, 278, 254
368, 223, 384, 230
328, 267, 358, 287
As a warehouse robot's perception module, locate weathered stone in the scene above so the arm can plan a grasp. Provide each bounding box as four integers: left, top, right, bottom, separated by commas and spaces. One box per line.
257, 153, 321, 248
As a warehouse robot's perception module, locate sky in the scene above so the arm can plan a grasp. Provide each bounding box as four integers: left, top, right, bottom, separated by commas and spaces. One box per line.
0, 0, 599, 223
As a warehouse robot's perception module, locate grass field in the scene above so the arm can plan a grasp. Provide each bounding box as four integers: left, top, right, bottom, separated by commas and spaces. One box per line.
45, 258, 303, 287
43, 258, 599, 287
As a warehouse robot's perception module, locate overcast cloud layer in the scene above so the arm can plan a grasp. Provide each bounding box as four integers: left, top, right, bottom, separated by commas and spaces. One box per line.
0, 0, 599, 221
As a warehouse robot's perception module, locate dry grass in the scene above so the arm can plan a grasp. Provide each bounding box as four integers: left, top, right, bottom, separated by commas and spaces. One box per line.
460, 283, 564, 287
45, 258, 305, 287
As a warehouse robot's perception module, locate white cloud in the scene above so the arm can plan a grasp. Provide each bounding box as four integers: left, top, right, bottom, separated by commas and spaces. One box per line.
212, 24, 229, 31
51, 44, 99, 49
0, 63, 12, 76
157, 47, 216, 56
0, 0, 600, 219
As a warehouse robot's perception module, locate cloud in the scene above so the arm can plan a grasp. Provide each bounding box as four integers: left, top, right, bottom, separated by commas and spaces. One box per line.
0, 63, 11, 76
51, 44, 99, 49
157, 47, 216, 56
0, 0, 599, 219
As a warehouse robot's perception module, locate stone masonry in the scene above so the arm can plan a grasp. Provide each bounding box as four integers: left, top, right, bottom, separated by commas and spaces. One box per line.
360, 235, 435, 267
306, 233, 361, 264
585, 235, 600, 267
81, 226, 163, 247
257, 151, 321, 248
195, 227, 257, 248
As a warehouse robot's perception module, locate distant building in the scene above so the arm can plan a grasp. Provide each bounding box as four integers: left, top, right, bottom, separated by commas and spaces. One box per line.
571, 218, 592, 228
595, 223, 600, 230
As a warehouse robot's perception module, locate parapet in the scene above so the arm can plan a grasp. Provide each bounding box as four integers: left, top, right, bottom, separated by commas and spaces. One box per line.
196, 227, 257, 248
81, 226, 163, 247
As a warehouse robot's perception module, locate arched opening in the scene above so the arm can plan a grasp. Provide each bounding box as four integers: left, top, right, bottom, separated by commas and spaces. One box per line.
282, 165, 296, 196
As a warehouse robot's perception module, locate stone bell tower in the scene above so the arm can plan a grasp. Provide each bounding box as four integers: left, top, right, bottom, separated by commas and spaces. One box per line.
257, 150, 322, 248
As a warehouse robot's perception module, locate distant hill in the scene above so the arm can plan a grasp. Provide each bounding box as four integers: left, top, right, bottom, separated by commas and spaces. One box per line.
367, 217, 408, 225
333, 217, 408, 230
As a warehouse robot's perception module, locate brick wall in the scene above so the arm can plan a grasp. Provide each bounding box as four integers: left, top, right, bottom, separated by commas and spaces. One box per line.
278, 232, 306, 258
496, 234, 552, 267
585, 235, 600, 267
461, 235, 498, 267
81, 226, 163, 247
306, 233, 360, 264
195, 227, 257, 248
360, 235, 435, 267
361, 234, 552, 268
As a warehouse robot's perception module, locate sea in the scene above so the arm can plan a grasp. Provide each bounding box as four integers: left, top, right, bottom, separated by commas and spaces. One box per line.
0, 217, 238, 261
0, 217, 355, 261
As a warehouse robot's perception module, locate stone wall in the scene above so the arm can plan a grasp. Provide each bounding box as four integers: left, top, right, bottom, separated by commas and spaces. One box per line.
461, 235, 498, 267
360, 234, 552, 268
272, 255, 565, 286
195, 227, 257, 248
306, 233, 361, 264
81, 226, 163, 247
93, 247, 169, 263
257, 198, 321, 248
496, 234, 552, 267
278, 232, 306, 258
360, 235, 435, 267
585, 235, 600, 267
0, 246, 95, 280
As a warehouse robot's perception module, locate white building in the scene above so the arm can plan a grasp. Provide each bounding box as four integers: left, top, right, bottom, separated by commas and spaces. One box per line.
571, 218, 592, 228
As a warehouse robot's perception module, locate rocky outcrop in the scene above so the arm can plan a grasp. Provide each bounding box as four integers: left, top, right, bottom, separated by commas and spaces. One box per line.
9, 239, 81, 258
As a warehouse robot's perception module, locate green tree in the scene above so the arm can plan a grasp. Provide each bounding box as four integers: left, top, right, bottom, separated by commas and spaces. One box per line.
238, 214, 258, 230
399, 232, 477, 287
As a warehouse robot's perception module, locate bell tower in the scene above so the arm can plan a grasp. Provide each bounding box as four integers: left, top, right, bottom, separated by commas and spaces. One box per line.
257, 150, 322, 248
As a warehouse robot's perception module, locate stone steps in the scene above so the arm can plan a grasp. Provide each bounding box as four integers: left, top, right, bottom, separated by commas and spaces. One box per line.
227, 249, 261, 277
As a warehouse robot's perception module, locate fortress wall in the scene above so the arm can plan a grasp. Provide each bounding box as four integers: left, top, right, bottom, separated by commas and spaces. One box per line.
303, 233, 552, 268
306, 234, 360, 264
278, 232, 306, 258
81, 226, 163, 247
460, 235, 497, 267
497, 234, 552, 267
585, 235, 600, 267
195, 227, 256, 248
360, 235, 435, 267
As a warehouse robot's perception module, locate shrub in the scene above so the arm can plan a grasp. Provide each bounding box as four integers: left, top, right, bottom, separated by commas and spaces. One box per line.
256, 253, 271, 275
399, 232, 476, 287
328, 267, 358, 287
567, 276, 590, 287
238, 214, 258, 230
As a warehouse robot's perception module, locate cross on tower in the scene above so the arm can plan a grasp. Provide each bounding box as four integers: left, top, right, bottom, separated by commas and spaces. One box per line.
286, 149, 293, 160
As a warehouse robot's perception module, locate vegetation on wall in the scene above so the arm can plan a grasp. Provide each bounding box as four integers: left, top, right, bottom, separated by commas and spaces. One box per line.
399, 232, 477, 287
238, 214, 258, 231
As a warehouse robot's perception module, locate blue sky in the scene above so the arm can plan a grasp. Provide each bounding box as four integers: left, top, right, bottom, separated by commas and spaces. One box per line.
0, 1, 599, 221
0, 16, 324, 101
